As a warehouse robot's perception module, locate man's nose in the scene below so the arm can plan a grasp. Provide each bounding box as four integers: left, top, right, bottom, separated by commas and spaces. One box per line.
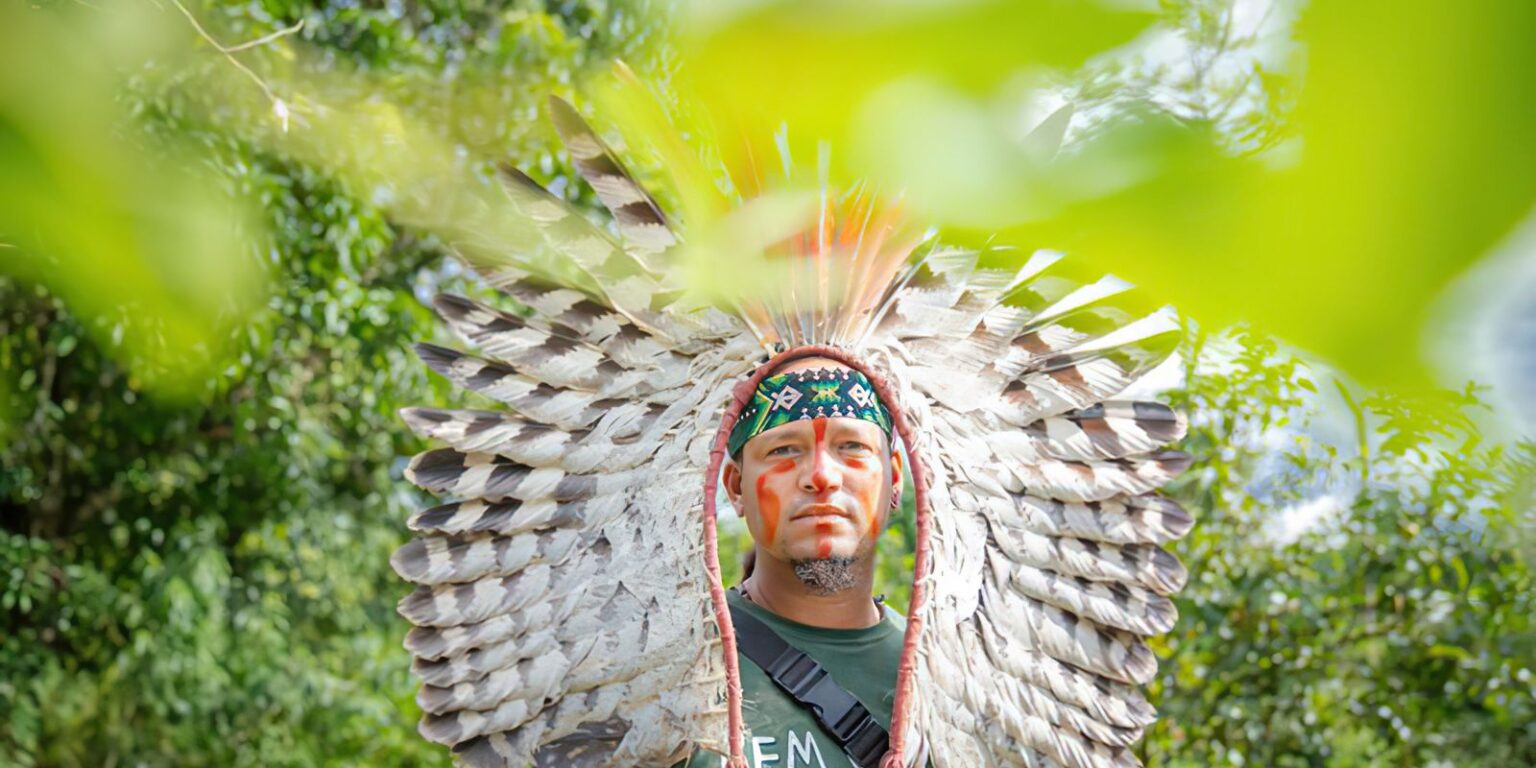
803, 446, 843, 493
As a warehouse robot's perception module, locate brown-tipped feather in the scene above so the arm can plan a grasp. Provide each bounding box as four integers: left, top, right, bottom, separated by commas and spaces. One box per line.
548, 96, 677, 260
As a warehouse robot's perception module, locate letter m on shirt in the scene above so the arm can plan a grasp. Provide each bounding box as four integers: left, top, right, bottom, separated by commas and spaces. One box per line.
787, 730, 827, 768
712, 729, 830, 768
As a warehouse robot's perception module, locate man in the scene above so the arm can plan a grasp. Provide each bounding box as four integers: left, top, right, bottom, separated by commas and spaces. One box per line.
397, 96, 1194, 767
678, 356, 907, 768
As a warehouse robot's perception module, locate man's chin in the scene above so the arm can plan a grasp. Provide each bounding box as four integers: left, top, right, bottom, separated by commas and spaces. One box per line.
782, 535, 863, 563
789, 555, 858, 595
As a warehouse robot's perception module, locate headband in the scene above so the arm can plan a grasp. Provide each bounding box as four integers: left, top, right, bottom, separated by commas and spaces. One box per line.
726, 367, 894, 456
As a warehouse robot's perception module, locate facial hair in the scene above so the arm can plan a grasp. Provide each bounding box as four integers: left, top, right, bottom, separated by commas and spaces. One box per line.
791, 555, 858, 595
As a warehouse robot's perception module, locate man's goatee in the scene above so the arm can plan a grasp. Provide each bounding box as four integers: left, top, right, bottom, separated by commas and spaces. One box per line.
791, 556, 858, 595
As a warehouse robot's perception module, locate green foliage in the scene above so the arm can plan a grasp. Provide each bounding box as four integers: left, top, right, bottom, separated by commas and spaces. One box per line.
1147, 327, 1536, 766
4, 2, 1534, 767
681, 0, 1536, 390
0, 1, 650, 765
0, 178, 449, 764
0, 3, 267, 398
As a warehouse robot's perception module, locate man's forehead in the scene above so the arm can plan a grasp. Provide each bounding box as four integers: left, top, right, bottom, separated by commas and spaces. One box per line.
771, 358, 852, 376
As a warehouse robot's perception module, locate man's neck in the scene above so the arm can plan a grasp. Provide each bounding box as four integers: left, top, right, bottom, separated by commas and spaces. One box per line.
741, 549, 881, 629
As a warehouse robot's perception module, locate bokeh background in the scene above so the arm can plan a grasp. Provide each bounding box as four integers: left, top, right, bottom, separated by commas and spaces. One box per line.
3, 0, 1533, 766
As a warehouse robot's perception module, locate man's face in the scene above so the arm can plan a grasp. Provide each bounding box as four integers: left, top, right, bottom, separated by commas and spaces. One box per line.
727, 409, 902, 566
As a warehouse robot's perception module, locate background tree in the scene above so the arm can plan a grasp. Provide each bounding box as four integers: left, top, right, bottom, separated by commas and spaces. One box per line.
1, 1, 654, 764
3, 1, 1533, 767
1147, 328, 1535, 766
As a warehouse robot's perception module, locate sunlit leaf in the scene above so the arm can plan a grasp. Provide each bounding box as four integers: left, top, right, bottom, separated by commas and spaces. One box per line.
0, 5, 267, 401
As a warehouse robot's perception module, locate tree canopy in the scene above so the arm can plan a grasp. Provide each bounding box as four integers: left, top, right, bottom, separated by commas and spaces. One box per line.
3, 1, 1533, 766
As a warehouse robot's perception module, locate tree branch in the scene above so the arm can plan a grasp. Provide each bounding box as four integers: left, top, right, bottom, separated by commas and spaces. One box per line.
163, 0, 302, 129
1335, 379, 1371, 486
220, 20, 304, 53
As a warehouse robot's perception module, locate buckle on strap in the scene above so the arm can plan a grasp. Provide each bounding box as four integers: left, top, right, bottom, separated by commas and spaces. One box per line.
765, 649, 890, 766
842, 715, 890, 767
728, 599, 891, 768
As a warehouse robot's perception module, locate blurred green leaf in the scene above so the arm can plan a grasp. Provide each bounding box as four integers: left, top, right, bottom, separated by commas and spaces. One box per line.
0, 5, 267, 401
678, 0, 1536, 392
978, 1, 1536, 391
677, 0, 1157, 175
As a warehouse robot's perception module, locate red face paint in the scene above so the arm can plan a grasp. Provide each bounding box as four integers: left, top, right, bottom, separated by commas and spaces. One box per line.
809, 418, 834, 556
838, 437, 883, 539
861, 484, 882, 539
809, 418, 830, 495
755, 459, 796, 544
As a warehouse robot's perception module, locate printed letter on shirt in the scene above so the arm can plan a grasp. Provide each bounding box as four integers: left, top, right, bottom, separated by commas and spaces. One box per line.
750, 736, 781, 767
787, 730, 828, 768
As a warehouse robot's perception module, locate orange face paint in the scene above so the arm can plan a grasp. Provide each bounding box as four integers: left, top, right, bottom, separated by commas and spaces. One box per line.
840, 447, 883, 538
861, 483, 883, 539
808, 418, 830, 494
755, 459, 796, 544
753, 417, 891, 559
809, 418, 834, 556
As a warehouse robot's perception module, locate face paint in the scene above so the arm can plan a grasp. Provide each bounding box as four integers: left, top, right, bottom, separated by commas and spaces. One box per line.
815, 520, 834, 559
755, 459, 795, 545
747, 415, 890, 563
808, 418, 830, 495
809, 418, 834, 556
860, 482, 882, 539
834, 433, 884, 539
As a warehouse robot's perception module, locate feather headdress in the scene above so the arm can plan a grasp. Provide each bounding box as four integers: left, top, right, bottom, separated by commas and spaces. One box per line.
395, 79, 1194, 767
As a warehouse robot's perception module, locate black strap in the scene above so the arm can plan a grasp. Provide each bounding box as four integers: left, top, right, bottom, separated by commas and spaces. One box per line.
728, 599, 890, 768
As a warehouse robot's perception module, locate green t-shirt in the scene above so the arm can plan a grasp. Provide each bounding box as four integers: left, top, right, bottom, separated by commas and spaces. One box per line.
675, 589, 906, 768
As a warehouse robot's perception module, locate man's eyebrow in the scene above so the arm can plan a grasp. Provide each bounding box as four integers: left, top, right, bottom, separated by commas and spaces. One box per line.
827, 419, 880, 436
757, 432, 805, 450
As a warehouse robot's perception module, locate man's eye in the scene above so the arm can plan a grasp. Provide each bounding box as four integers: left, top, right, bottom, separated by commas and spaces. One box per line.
841, 441, 873, 453
766, 445, 796, 457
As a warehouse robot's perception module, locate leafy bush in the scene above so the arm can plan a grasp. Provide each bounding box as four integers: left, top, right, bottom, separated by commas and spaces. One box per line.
1, 2, 649, 764
3, 2, 1532, 767
1147, 328, 1536, 766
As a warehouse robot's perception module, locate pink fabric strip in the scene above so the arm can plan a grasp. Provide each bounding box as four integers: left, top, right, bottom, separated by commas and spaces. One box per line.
700, 345, 933, 767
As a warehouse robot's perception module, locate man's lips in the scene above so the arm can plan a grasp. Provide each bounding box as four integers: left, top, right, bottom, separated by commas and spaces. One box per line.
790, 503, 854, 522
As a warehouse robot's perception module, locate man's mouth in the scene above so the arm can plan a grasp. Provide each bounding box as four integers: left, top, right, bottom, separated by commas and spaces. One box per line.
791, 503, 852, 521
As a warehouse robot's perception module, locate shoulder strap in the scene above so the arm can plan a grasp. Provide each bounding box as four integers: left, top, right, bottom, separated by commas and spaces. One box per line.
727, 600, 890, 768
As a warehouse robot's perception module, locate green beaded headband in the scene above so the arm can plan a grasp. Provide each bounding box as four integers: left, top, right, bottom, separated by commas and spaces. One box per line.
726, 367, 894, 457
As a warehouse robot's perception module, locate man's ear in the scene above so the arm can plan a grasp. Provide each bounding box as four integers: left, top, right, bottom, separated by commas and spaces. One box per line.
723, 459, 744, 506
889, 447, 905, 501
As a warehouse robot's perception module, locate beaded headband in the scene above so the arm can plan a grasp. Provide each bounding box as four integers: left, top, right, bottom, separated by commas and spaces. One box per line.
726, 367, 894, 456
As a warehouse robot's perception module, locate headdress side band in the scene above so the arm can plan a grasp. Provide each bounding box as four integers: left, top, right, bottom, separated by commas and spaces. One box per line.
701, 345, 933, 768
